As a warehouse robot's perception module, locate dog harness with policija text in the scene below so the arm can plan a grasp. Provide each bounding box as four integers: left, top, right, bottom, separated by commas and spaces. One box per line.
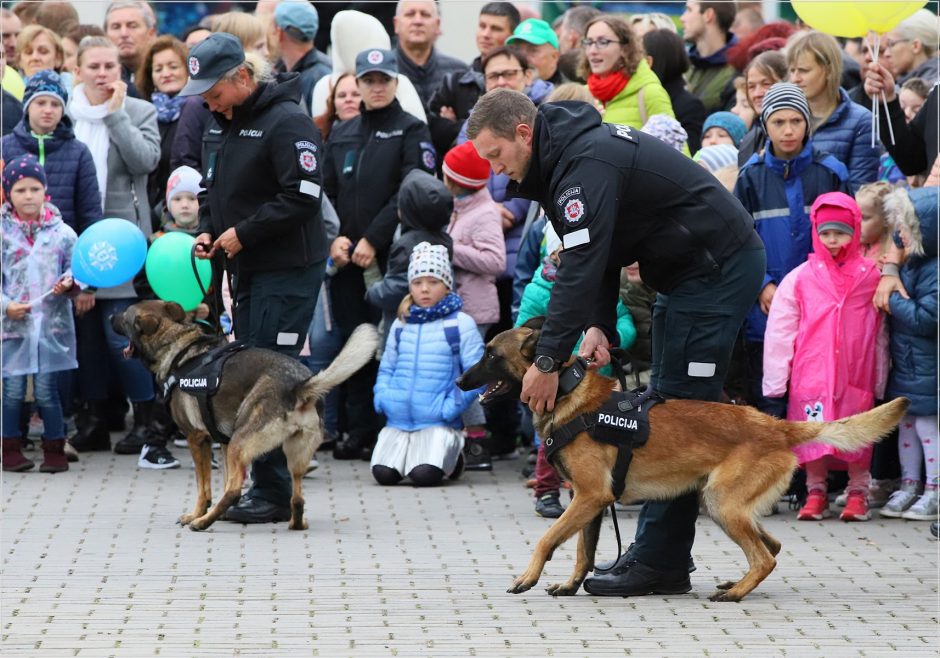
545, 373, 665, 499
162, 340, 249, 445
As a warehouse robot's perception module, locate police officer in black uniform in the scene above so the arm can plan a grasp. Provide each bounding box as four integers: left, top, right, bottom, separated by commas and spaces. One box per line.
468, 89, 766, 597
184, 33, 328, 524
321, 48, 437, 461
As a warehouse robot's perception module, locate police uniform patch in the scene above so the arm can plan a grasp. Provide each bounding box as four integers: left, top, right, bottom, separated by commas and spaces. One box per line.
367, 50, 383, 64
420, 141, 436, 170
564, 198, 584, 224
556, 186, 587, 226
188, 56, 200, 76
295, 140, 318, 173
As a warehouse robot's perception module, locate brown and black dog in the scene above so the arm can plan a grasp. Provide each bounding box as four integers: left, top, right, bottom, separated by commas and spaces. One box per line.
456, 319, 909, 601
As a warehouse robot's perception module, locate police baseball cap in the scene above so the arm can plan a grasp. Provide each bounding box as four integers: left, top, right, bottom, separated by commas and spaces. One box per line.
179, 32, 245, 97
355, 48, 398, 79
506, 19, 559, 49
274, 1, 319, 41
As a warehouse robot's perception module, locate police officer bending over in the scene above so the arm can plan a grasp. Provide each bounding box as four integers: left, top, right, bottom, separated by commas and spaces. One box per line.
185, 33, 328, 525
468, 89, 766, 597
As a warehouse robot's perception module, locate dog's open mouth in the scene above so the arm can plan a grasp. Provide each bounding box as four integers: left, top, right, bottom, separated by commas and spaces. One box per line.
122, 343, 135, 359
479, 380, 510, 404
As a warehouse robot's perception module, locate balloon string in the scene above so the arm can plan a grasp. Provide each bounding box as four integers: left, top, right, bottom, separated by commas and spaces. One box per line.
868, 32, 879, 149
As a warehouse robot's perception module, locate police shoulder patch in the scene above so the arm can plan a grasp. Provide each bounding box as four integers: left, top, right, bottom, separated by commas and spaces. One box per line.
420, 141, 436, 170
556, 185, 587, 227
609, 123, 636, 142
295, 140, 318, 173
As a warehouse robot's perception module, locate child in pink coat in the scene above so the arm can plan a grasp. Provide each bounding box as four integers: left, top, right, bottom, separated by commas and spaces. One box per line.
763, 192, 888, 522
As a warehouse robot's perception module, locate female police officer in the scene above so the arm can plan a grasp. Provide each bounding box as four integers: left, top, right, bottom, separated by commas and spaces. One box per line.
468, 89, 766, 597
186, 33, 328, 524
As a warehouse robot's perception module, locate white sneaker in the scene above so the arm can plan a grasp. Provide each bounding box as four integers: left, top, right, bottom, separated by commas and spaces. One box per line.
173, 436, 188, 448
879, 480, 921, 518
902, 489, 939, 521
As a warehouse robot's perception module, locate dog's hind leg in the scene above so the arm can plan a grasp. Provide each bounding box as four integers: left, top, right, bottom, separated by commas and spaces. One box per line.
757, 523, 781, 557
545, 509, 604, 596
282, 430, 315, 531
179, 432, 213, 526
508, 491, 610, 595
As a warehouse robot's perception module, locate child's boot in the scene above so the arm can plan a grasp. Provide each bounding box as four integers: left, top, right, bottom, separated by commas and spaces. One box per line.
797, 489, 829, 520
39, 439, 69, 473
2, 437, 35, 472
840, 489, 870, 521
463, 432, 492, 472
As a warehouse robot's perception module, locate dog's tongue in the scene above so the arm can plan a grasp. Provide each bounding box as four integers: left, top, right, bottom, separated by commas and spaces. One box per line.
122, 344, 135, 359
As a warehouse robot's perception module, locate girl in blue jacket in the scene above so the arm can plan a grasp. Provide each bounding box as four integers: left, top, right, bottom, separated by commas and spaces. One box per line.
371, 242, 484, 487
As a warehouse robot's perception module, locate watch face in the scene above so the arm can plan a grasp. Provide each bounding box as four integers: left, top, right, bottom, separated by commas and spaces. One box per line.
536, 355, 556, 372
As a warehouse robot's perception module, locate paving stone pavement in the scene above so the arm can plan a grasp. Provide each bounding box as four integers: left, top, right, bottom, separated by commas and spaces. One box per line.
2, 446, 938, 657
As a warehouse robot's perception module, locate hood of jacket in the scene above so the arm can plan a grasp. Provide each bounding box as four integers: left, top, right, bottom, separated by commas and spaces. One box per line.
399, 169, 454, 232
688, 34, 738, 67
884, 186, 938, 259
515, 101, 602, 200
330, 10, 391, 74
810, 191, 863, 265
221, 73, 302, 126
12, 114, 76, 154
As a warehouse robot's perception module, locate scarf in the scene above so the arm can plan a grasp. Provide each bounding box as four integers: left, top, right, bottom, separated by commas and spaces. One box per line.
587, 70, 630, 105
151, 92, 186, 124
69, 84, 112, 203
406, 292, 463, 324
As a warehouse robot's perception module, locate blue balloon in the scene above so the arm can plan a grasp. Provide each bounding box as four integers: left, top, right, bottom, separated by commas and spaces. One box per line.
72, 218, 147, 288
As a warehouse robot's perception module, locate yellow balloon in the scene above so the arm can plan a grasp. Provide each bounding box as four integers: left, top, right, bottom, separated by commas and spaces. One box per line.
792, 1, 869, 38
859, 1, 927, 34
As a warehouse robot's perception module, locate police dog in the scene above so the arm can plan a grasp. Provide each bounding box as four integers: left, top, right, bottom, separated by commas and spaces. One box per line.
112, 301, 378, 532
456, 318, 909, 601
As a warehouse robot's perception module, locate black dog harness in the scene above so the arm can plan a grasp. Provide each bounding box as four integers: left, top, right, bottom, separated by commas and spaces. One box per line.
162, 340, 249, 445
545, 364, 665, 499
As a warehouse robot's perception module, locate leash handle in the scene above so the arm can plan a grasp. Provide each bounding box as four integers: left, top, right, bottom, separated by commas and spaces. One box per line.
190, 243, 223, 336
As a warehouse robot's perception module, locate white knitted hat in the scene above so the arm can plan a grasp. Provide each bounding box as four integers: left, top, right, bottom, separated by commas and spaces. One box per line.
408, 242, 453, 290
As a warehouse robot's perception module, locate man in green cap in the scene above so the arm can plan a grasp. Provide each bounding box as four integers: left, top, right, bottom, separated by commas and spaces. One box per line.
506, 18, 564, 86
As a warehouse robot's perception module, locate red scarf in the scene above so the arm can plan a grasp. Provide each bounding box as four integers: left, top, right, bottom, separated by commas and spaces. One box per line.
587, 70, 630, 105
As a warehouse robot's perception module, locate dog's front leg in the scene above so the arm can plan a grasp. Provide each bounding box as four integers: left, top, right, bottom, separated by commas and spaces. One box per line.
546, 509, 604, 596
179, 432, 213, 526
508, 493, 609, 594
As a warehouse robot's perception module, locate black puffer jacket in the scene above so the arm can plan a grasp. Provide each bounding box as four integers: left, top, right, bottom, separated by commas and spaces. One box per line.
509, 102, 759, 360
198, 73, 327, 274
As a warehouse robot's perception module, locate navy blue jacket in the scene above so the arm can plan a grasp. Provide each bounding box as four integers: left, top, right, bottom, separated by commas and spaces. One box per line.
887, 187, 938, 416
734, 141, 848, 342
811, 88, 880, 193
1, 116, 101, 230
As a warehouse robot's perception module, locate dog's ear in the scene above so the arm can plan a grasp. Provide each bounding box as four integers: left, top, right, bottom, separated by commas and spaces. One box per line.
520, 327, 540, 361
164, 302, 187, 323
136, 314, 160, 336
521, 316, 545, 331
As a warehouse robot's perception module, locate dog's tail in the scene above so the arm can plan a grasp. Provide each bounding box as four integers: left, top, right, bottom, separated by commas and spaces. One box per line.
786, 397, 910, 451
296, 324, 379, 404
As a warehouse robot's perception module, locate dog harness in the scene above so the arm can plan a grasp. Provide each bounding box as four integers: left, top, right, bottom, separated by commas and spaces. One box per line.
545, 377, 665, 499
162, 340, 249, 445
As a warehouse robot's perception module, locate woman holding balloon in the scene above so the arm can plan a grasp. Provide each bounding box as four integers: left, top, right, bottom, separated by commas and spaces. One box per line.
65, 36, 176, 467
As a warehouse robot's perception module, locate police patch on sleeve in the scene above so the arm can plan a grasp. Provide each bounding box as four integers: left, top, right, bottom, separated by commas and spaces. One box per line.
556, 186, 588, 227
295, 140, 318, 174
420, 141, 436, 170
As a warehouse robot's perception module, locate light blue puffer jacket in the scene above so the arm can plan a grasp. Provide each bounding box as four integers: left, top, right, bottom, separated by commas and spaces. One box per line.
374, 311, 485, 430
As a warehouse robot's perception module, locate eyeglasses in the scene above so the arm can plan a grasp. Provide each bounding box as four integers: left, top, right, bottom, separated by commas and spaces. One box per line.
884, 38, 911, 49
581, 37, 622, 49
485, 68, 523, 82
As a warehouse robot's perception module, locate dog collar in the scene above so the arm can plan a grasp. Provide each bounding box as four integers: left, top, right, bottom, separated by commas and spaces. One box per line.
557, 357, 589, 397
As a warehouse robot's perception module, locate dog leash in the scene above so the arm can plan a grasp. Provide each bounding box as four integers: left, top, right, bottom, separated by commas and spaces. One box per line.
190, 243, 225, 336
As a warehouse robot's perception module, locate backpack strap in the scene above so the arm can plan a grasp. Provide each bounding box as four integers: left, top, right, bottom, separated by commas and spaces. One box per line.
394, 312, 463, 375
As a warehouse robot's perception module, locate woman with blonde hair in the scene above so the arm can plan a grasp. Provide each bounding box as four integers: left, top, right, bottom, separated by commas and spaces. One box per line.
212, 11, 269, 60
580, 14, 673, 128
16, 24, 65, 81
787, 30, 879, 192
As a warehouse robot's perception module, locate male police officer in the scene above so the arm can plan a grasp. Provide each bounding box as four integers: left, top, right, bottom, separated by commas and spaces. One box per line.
468, 89, 766, 596
185, 33, 328, 524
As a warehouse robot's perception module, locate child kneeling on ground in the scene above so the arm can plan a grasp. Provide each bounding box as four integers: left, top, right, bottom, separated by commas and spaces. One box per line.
371, 242, 485, 486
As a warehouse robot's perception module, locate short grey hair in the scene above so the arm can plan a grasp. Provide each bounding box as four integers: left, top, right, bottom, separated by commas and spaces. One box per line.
895, 9, 940, 57
104, 1, 155, 30
395, 0, 440, 18
467, 88, 537, 141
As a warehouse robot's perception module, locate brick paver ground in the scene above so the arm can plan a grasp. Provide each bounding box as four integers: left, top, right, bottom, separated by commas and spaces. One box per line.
2, 447, 938, 657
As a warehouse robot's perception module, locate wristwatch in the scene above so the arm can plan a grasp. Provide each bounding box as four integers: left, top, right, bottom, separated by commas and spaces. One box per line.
534, 354, 562, 373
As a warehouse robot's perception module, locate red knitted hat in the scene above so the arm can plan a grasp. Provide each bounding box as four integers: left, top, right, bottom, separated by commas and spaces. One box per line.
443, 141, 491, 190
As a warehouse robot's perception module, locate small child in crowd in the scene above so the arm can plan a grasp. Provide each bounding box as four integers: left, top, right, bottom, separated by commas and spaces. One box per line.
763, 192, 887, 522
878, 188, 938, 521
693, 144, 739, 192
734, 82, 849, 414
700, 111, 747, 148
855, 181, 895, 268
371, 242, 484, 487
154, 165, 203, 238
1, 155, 78, 473
641, 114, 689, 154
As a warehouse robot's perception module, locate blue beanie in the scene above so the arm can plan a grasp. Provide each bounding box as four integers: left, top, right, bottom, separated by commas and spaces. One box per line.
3, 154, 47, 197
702, 111, 747, 148
23, 70, 68, 112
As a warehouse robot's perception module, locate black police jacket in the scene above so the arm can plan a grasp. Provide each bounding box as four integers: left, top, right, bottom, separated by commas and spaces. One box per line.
322, 98, 436, 255
509, 101, 758, 361
199, 73, 328, 275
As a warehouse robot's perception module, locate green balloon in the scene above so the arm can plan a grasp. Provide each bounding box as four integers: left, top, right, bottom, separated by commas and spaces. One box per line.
145, 232, 213, 311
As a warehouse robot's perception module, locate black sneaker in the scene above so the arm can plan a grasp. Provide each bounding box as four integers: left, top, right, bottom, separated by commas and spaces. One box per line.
138, 444, 181, 470
535, 493, 565, 518
464, 438, 492, 471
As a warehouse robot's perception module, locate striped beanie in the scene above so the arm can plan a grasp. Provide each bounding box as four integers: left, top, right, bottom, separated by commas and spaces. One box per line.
443, 141, 491, 190
408, 241, 454, 290
693, 144, 738, 173
760, 82, 811, 142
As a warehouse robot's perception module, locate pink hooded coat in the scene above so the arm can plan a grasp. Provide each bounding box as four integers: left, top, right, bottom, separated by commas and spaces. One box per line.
446, 187, 506, 326
763, 192, 888, 466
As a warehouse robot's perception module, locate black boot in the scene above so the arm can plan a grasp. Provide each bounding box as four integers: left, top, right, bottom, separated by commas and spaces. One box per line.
113, 401, 154, 455
333, 435, 365, 460
68, 401, 111, 452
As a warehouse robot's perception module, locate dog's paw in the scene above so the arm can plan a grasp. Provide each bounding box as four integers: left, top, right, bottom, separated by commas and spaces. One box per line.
545, 582, 579, 596
288, 518, 308, 531
178, 514, 195, 526
715, 580, 737, 591
189, 518, 211, 532
709, 589, 743, 603
507, 577, 535, 594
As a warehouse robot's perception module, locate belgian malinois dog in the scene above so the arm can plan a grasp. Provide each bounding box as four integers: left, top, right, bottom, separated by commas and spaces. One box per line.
112, 301, 378, 532
456, 318, 908, 601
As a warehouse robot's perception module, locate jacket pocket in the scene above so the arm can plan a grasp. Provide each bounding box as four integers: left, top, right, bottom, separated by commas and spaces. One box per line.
662, 304, 739, 382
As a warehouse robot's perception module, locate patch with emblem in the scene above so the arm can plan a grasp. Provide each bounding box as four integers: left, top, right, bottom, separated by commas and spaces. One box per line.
556, 186, 587, 227
420, 141, 436, 170
367, 50, 383, 64
188, 56, 200, 76
298, 149, 317, 173
295, 140, 317, 152
564, 198, 585, 224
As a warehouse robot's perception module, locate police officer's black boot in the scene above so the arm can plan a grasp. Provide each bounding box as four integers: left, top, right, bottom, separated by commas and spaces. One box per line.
113, 401, 154, 455
67, 401, 111, 452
